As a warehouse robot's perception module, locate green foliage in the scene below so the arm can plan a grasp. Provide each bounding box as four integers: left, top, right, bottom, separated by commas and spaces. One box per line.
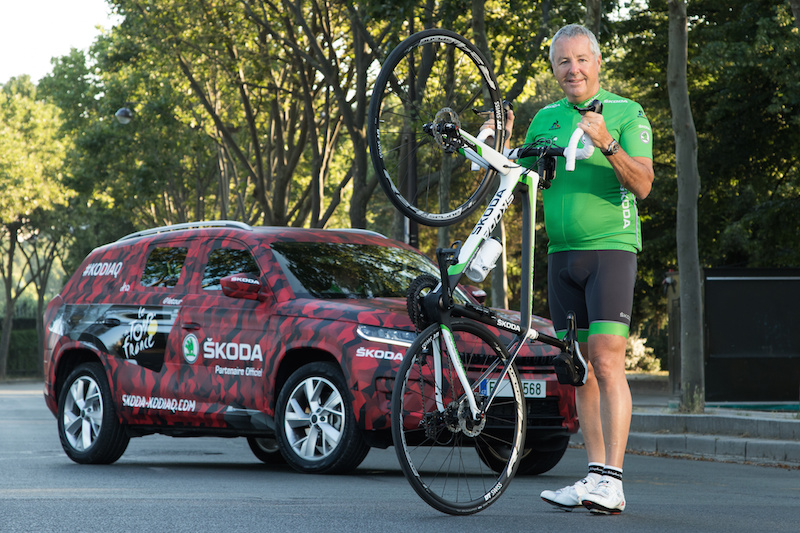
0, 78, 71, 224
604, 0, 800, 365
690, 1, 800, 267
7, 328, 39, 377
39, 37, 221, 229
7, 0, 797, 373
613, 0, 800, 271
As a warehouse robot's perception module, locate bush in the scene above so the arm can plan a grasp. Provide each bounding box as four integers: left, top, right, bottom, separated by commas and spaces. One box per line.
8, 328, 40, 377
625, 332, 661, 372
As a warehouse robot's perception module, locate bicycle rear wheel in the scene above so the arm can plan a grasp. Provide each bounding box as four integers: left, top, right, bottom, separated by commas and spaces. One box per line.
391, 320, 525, 515
368, 29, 505, 227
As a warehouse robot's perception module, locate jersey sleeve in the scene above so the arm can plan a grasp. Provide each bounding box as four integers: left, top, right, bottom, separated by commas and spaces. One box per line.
618, 102, 653, 159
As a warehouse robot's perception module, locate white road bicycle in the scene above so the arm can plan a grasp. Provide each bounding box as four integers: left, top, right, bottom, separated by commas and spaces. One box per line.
368, 29, 597, 515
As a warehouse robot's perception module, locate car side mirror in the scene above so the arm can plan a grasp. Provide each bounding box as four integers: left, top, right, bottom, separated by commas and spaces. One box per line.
465, 286, 487, 304
220, 273, 269, 301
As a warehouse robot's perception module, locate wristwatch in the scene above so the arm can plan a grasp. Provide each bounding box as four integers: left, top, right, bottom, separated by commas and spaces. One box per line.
602, 139, 620, 156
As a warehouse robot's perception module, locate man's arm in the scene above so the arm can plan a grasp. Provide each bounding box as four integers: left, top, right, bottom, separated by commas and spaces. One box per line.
577, 110, 654, 200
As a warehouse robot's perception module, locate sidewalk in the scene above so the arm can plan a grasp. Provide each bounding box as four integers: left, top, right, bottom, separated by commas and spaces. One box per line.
570, 373, 800, 468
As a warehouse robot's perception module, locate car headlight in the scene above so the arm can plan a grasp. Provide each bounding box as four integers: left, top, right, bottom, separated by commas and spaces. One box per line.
356, 325, 416, 347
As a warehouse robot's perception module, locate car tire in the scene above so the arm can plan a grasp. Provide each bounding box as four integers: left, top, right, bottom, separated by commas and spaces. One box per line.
477, 435, 570, 476
275, 362, 369, 474
514, 436, 570, 475
57, 363, 129, 464
247, 436, 286, 465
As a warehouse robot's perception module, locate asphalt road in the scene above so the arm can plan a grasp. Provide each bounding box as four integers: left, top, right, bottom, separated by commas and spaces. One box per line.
1, 381, 798, 533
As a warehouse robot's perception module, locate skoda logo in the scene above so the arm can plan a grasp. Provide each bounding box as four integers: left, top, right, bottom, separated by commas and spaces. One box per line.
183, 334, 200, 364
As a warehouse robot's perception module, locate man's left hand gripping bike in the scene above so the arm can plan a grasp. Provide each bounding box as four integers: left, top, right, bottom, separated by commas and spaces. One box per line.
367, 29, 594, 515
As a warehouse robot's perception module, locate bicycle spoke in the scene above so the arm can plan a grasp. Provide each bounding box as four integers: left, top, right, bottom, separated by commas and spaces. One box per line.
368, 29, 504, 226
392, 320, 525, 515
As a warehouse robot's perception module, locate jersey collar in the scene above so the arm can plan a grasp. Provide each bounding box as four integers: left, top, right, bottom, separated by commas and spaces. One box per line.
561, 89, 608, 108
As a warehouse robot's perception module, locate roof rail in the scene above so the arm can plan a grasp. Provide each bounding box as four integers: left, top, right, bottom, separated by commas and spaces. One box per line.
331, 228, 387, 239
117, 220, 253, 242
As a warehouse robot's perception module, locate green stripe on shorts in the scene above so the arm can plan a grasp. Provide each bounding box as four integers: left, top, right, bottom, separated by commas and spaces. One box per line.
588, 321, 630, 339
556, 329, 590, 343
556, 322, 628, 342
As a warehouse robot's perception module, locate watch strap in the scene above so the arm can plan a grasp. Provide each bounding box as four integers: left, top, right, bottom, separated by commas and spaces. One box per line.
602, 139, 619, 156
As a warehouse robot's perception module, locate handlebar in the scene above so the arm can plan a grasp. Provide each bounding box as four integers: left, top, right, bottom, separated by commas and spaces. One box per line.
511, 97, 601, 170
507, 129, 594, 168
435, 98, 601, 174
564, 128, 595, 171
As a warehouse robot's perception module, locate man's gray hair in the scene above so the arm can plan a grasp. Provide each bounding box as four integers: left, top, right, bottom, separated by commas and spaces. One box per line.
549, 24, 601, 65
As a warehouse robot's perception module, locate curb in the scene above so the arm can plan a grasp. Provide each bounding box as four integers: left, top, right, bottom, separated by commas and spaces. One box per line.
570, 411, 800, 467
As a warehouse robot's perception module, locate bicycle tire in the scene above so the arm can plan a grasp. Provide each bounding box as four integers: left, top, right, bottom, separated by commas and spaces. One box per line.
391, 319, 526, 515
368, 29, 505, 227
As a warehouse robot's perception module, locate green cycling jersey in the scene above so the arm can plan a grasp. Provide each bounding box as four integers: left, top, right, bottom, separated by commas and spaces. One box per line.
520, 88, 653, 253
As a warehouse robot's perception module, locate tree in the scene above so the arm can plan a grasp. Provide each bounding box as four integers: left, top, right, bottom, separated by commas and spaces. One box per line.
0, 78, 70, 379
40, 44, 221, 230
688, 0, 800, 268
586, 0, 602, 36
16, 207, 74, 375
667, 0, 704, 412
607, 0, 800, 379
241, 0, 397, 229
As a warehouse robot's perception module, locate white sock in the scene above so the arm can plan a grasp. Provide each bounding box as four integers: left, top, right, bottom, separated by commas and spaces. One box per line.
601, 466, 624, 491
587, 462, 604, 484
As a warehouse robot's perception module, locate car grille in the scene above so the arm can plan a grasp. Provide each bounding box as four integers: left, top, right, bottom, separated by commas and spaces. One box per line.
514, 355, 558, 369
462, 353, 556, 369
488, 397, 565, 429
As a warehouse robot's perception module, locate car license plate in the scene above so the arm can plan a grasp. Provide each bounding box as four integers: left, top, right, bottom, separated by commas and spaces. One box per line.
480, 379, 546, 399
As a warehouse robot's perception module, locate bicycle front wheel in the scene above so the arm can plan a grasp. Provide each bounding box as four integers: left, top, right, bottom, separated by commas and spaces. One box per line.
391, 320, 526, 515
368, 29, 505, 227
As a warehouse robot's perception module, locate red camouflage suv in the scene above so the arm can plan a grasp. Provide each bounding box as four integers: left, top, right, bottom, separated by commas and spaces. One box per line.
43, 221, 577, 474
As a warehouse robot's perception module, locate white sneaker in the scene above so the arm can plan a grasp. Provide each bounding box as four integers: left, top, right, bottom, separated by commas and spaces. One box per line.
540, 477, 597, 511
581, 480, 626, 514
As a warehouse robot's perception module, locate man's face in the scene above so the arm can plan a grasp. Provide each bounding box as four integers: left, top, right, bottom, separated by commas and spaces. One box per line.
551, 35, 601, 104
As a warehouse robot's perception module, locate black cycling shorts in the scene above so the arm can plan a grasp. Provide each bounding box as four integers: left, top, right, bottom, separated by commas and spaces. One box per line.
547, 250, 637, 342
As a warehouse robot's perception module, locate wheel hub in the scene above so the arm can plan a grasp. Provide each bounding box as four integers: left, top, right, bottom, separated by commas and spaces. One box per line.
310, 410, 328, 426
458, 401, 486, 437
432, 107, 461, 151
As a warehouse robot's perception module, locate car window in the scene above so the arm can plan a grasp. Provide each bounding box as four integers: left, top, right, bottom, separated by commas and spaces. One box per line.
270, 241, 468, 304
202, 248, 260, 291
140, 247, 188, 288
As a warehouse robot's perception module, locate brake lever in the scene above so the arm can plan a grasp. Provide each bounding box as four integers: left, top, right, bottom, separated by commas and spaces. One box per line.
472, 99, 514, 117
574, 99, 603, 115
565, 99, 602, 171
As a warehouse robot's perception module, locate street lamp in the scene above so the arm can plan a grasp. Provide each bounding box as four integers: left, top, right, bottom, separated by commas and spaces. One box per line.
115, 107, 133, 125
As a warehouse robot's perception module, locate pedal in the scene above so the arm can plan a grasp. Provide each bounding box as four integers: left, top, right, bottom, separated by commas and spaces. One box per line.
553, 351, 586, 387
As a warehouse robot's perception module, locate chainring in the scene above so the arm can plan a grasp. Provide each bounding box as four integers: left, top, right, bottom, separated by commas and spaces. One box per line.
406, 274, 440, 331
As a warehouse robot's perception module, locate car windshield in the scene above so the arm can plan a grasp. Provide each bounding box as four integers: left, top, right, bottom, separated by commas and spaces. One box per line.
270, 241, 466, 302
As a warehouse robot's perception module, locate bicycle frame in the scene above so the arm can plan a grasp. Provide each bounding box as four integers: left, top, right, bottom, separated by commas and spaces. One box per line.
424, 124, 591, 420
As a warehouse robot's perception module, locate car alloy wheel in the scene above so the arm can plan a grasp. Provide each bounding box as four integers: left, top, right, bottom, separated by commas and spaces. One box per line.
275, 362, 369, 474
284, 375, 344, 460
63, 374, 103, 451
57, 363, 129, 464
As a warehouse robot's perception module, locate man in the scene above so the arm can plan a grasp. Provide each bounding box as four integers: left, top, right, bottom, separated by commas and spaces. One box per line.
518, 24, 654, 514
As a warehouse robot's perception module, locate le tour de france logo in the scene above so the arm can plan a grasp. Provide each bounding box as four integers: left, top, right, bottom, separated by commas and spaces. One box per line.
122, 307, 159, 359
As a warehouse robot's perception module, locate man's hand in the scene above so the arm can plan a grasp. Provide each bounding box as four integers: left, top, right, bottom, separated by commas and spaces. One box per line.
480, 108, 515, 149
577, 110, 613, 150
577, 111, 653, 199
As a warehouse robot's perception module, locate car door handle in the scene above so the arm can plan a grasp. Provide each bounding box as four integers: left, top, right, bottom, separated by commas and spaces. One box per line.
101, 318, 121, 327
181, 322, 201, 331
